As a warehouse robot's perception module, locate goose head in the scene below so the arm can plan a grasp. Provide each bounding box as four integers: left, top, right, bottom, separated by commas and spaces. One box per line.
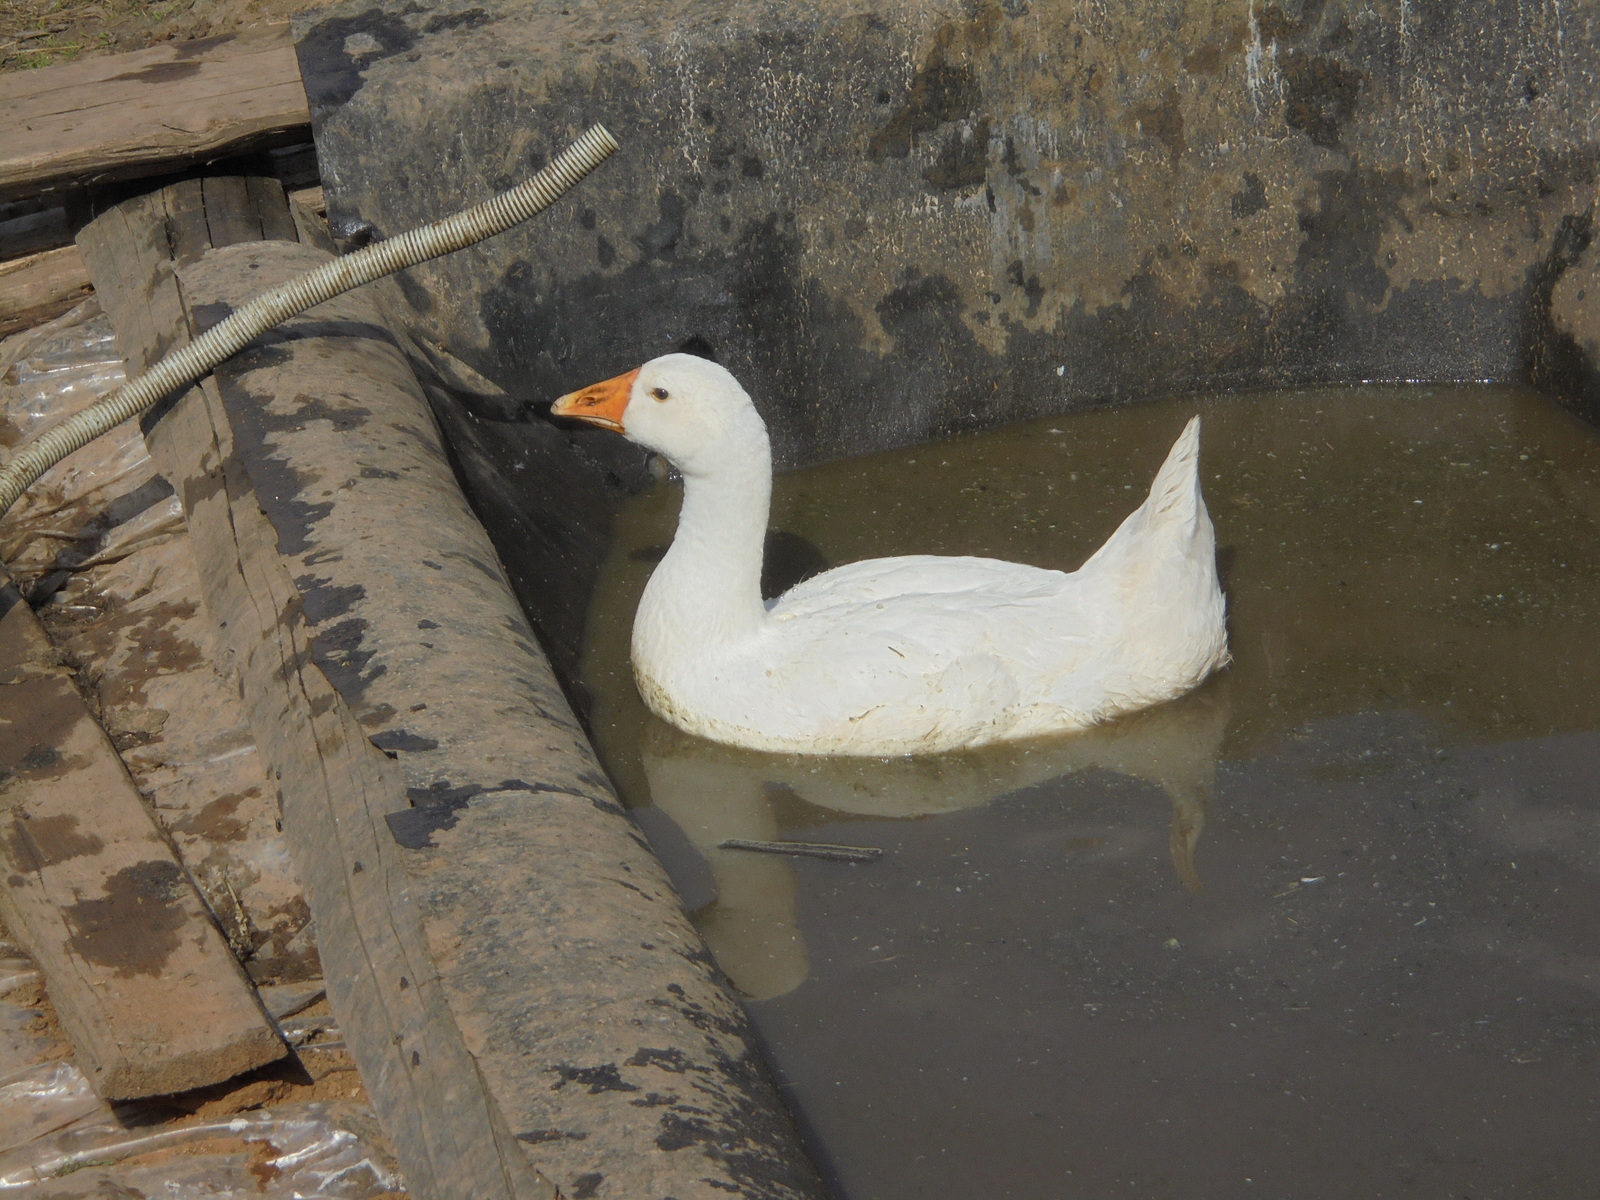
552, 353, 769, 477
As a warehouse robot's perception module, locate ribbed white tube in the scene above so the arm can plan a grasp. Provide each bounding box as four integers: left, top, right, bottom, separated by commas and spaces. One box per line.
0, 124, 618, 520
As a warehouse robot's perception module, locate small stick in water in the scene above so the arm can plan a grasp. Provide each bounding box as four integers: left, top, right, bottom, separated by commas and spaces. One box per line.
718, 839, 883, 864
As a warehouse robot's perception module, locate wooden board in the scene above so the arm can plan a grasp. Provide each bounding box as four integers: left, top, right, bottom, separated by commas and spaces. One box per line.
0, 569, 285, 1100
0, 24, 309, 203
0, 246, 92, 337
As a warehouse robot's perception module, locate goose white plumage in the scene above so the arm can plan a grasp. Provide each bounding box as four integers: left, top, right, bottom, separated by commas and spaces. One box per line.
553, 353, 1229, 756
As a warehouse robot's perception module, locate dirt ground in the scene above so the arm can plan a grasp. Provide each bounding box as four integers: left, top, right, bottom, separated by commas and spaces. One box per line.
0, 0, 336, 72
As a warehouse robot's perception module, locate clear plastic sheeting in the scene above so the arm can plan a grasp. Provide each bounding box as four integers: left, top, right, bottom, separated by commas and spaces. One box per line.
0, 970, 111, 1158
0, 299, 180, 587
0, 1063, 101, 1156
0, 965, 40, 1001
0, 305, 125, 447
0, 949, 400, 1198
0, 1102, 404, 1198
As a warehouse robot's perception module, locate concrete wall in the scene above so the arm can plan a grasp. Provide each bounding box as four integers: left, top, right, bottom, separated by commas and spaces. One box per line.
297, 0, 1600, 677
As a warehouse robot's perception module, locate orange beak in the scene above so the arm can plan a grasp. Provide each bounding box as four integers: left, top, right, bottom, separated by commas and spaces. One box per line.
551, 367, 639, 433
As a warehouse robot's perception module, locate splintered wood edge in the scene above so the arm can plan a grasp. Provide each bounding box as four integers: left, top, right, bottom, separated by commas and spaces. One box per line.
0, 25, 310, 203
0, 246, 93, 338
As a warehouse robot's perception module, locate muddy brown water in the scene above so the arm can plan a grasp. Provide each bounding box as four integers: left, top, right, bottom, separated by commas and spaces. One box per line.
578, 385, 1600, 1199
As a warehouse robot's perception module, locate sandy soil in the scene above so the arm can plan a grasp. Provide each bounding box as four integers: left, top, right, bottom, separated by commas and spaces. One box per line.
1, 0, 336, 73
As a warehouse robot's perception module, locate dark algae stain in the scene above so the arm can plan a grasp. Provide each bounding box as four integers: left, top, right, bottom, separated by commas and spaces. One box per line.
0, 681, 88, 784
171, 791, 257, 843
549, 1062, 640, 1094
923, 118, 990, 190
368, 728, 440, 753
516, 1128, 589, 1144
1293, 161, 1411, 322
63, 860, 187, 978
423, 6, 493, 34
1282, 53, 1363, 148
308, 616, 386, 706
627, 1046, 695, 1073
293, 578, 366, 625
109, 60, 202, 84
1133, 85, 1185, 160
294, 8, 420, 116
636, 191, 690, 261
869, 7, 999, 161
1231, 171, 1268, 218
18, 748, 60, 771
1526, 210, 1599, 423
870, 59, 979, 160
385, 778, 544, 848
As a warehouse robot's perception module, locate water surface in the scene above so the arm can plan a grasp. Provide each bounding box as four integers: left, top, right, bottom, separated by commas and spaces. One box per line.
580, 386, 1600, 1199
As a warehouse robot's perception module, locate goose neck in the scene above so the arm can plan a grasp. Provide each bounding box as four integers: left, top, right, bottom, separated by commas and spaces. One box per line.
646, 444, 772, 642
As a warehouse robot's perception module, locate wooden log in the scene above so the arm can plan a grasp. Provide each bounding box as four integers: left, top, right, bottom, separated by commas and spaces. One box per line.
0, 25, 310, 203
0, 246, 92, 338
79, 175, 828, 1198
0, 568, 285, 1099
78, 179, 555, 1200
200, 242, 827, 1200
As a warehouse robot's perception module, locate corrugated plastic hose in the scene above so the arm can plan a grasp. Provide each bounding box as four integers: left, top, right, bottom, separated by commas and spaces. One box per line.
0, 123, 619, 521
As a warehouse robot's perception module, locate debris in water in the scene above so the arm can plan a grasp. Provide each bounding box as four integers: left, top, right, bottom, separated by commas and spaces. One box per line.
719, 839, 883, 864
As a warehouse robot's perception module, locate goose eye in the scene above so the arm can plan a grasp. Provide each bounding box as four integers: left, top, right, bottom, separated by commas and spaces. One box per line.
650, 387, 670, 401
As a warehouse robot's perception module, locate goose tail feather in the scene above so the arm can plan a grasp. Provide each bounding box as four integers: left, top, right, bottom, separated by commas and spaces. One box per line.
1143, 415, 1203, 524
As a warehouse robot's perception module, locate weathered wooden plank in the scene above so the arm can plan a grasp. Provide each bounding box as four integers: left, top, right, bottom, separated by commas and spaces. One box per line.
78, 179, 554, 1200
0, 297, 314, 984
200, 176, 261, 248
0, 568, 286, 1100
0, 246, 92, 338
0, 25, 310, 203
249, 175, 300, 243
164, 178, 215, 271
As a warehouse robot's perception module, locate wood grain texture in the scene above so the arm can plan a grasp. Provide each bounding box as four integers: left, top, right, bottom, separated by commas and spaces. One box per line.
0, 246, 92, 338
77, 181, 554, 1200
0, 569, 285, 1100
0, 25, 310, 202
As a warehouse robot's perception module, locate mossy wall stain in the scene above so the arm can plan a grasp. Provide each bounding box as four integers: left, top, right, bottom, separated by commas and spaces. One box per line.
303, 0, 1600, 462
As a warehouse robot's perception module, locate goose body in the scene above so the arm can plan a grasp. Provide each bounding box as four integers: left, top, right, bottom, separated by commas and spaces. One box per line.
554, 354, 1228, 756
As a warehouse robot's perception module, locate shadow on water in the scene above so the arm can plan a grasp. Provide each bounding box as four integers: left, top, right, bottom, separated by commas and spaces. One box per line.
579, 385, 1600, 1199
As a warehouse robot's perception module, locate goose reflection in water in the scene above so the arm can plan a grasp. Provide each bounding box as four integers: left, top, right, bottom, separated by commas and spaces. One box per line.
637, 682, 1229, 1000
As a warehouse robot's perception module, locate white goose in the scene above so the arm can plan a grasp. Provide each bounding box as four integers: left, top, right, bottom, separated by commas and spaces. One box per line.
553, 354, 1228, 756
